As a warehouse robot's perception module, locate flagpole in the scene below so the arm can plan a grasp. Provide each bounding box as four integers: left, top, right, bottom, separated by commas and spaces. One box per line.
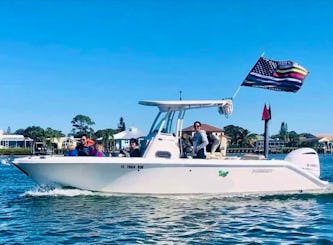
264, 119, 269, 158
231, 53, 265, 99
261, 103, 271, 159
232, 86, 242, 99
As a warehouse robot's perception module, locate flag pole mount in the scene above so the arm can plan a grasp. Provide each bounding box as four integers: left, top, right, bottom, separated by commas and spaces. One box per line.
262, 104, 271, 159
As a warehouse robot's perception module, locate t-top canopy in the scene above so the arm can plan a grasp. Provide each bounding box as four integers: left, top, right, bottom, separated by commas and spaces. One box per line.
139, 99, 233, 112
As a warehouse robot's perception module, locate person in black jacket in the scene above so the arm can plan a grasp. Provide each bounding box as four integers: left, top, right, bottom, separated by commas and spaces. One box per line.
76, 134, 95, 156
129, 138, 141, 157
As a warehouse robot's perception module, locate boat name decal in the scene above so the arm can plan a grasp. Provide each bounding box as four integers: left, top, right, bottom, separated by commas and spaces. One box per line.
121, 165, 144, 170
252, 169, 273, 173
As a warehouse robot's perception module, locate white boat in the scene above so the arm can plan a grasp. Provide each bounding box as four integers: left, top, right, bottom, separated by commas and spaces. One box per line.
13, 99, 329, 194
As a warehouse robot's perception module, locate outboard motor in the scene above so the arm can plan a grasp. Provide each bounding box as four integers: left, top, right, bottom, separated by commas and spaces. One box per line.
285, 148, 320, 178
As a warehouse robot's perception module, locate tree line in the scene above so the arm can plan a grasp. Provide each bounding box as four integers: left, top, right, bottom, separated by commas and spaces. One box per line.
7, 114, 318, 148
224, 122, 318, 148
9, 115, 126, 148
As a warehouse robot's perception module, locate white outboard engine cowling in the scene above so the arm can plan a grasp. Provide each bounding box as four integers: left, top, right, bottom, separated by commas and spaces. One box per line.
285, 148, 320, 178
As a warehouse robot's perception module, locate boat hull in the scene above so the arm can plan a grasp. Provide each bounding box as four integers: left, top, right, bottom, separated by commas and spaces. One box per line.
13, 156, 328, 194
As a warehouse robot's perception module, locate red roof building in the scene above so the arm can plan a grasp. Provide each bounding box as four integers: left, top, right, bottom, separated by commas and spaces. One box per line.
182, 123, 224, 133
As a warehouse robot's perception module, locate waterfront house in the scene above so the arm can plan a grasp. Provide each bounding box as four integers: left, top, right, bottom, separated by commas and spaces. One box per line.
254, 137, 286, 153
316, 134, 333, 153
0, 129, 33, 149
113, 127, 146, 150
0, 129, 33, 148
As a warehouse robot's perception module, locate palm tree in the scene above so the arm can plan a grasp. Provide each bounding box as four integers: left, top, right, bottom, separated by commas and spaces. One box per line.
71, 114, 95, 137
237, 129, 257, 147
95, 129, 117, 151
117, 117, 126, 132
224, 125, 257, 148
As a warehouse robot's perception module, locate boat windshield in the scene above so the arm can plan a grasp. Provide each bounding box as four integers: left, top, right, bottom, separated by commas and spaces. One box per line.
149, 111, 177, 135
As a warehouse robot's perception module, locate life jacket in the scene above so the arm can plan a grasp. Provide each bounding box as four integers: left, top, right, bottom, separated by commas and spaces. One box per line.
87, 139, 95, 147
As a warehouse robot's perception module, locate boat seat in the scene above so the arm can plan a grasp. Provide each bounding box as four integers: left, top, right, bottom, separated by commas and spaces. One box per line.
206, 152, 224, 159
241, 154, 266, 160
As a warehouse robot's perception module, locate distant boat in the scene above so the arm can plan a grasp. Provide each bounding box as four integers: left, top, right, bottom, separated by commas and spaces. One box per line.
13, 99, 328, 194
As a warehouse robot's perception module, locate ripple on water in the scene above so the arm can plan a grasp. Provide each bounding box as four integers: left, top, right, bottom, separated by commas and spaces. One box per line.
1, 156, 333, 244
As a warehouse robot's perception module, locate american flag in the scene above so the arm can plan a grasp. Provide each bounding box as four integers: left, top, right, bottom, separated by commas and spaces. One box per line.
242, 57, 308, 93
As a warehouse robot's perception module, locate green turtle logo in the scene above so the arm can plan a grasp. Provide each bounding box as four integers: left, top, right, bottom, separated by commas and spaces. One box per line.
218, 170, 229, 177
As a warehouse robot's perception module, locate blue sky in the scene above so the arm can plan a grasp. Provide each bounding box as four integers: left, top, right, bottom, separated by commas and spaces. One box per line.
0, 0, 332, 136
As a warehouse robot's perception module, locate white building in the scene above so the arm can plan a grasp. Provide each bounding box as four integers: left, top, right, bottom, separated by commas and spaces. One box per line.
113, 127, 146, 150
0, 129, 33, 148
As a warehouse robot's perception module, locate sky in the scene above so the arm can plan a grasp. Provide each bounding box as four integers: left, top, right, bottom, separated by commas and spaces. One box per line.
0, 0, 332, 136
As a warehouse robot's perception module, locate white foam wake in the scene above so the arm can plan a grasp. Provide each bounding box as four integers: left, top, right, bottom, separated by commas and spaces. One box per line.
21, 188, 96, 197
21, 187, 132, 197
0, 158, 11, 166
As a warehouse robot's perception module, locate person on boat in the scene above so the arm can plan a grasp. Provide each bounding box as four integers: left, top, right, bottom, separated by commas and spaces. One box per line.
180, 133, 193, 157
76, 134, 95, 156
94, 143, 106, 157
120, 138, 141, 157
207, 132, 220, 156
192, 121, 209, 159
219, 132, 228, 157
129, 138, 141, 157
64, 143, 78, 156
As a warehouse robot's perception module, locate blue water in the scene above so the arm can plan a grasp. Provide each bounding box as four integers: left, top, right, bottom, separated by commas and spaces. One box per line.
1, 155, 333, 244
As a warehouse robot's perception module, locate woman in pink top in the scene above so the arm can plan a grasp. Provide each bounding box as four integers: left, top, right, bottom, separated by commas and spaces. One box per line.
95, 144, 106, 157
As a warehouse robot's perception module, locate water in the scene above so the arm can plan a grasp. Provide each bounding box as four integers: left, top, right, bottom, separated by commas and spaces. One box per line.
1, 155, 333, 244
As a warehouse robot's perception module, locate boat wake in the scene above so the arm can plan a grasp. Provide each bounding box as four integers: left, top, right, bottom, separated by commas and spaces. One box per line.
0, 157, 11, 166
21, 187, 139, 198
19, 183, 333, 201
21, 188, 96, 197
19, 187, 260, 199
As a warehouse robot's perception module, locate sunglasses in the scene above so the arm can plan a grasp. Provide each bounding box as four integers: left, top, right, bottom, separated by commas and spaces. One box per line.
194, 125, 201, 128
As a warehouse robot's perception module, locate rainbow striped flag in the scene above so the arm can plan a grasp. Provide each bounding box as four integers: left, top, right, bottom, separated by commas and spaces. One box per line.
242, 57, 309, 92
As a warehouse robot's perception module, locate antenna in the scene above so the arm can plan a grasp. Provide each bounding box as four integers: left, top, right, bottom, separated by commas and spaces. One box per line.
179, 90, 182, 100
